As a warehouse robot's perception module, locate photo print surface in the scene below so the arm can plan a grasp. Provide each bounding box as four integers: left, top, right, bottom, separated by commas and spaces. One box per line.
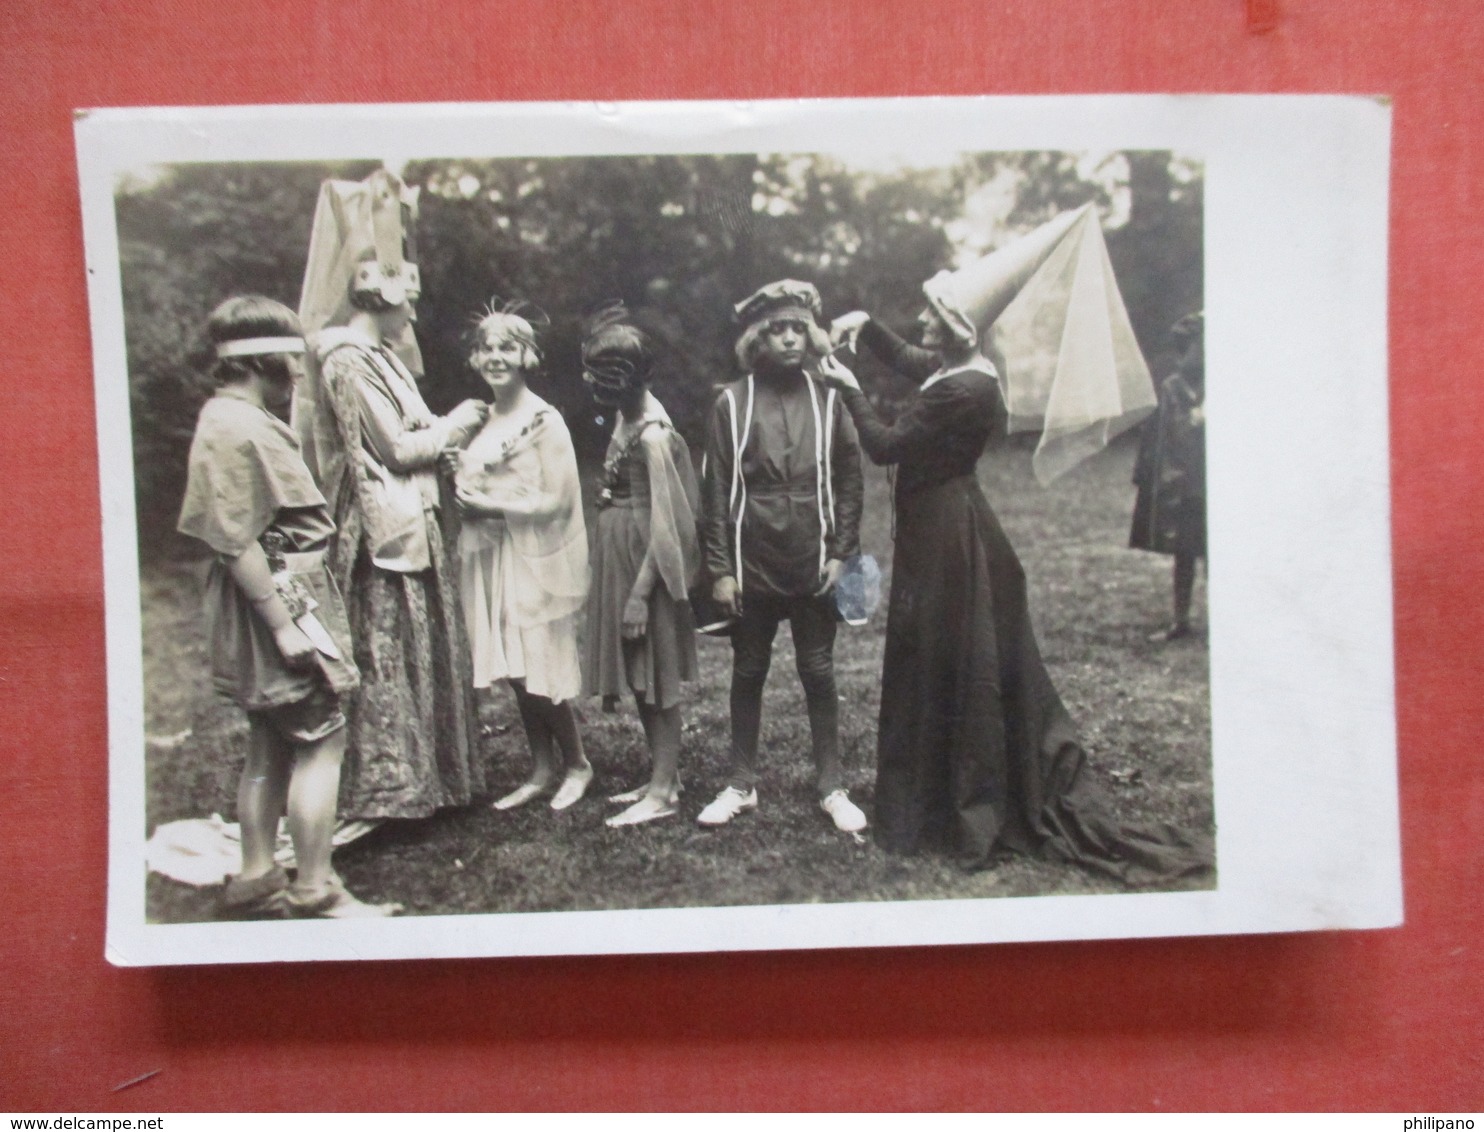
77, 97, 1397, 964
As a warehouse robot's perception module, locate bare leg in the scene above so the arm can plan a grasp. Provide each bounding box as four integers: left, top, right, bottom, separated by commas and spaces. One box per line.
237, 716, 292, 881
636, 698, 682, 801
284, 727, 346, 892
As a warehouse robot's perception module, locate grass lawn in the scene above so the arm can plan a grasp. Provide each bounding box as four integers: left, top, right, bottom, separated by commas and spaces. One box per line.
142, 434, 1213, 922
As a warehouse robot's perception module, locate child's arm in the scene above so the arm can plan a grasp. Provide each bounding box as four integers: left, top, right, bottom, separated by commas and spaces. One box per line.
226, 542, 317, 669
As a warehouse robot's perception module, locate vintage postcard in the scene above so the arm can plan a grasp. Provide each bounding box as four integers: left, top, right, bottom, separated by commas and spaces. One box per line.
76, 96, 1397, 965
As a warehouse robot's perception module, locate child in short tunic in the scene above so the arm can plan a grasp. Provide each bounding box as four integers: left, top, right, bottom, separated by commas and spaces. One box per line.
177, 295, 397, 919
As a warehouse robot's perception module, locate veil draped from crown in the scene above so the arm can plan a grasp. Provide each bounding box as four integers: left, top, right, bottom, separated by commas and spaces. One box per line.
294, 170, 423, 513
925, 205, 1156, 485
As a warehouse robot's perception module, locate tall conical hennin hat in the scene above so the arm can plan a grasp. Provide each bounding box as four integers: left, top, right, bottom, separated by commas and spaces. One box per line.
294, 168, 423, 509
924, 204, 1157, 485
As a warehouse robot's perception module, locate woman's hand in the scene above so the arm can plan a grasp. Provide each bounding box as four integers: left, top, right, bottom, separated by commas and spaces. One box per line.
621, 594, 649, 640
448, 399, 489, 433
455, 482, 503, 520
273, 622, 318, 670
816, 354, 862, 392
829, 310, 870, 350
438, 446, 462, 479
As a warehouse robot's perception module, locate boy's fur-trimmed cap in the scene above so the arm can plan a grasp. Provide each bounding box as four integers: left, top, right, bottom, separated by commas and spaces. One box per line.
733, 279, 824, 328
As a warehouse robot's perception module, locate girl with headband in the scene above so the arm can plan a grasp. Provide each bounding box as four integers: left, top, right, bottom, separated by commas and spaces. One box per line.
176, 296, 398, 918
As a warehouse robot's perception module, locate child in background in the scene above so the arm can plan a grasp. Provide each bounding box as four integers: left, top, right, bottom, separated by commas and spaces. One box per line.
177, 295, 399, 919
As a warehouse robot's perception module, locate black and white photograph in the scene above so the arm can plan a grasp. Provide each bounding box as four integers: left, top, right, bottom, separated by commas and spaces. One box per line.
78, 97, 1398, 964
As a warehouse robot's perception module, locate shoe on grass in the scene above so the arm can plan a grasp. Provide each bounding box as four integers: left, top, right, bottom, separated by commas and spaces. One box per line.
219, 865, 290, 919
605, 795, 679, 828
609, 778, 682, 806
697, 786, 758, 827
820, 789, 867, 833
286, 875, 402, 919
550, 763, 594, 811
1148, 622, 1193, 642
492, 781, 549, 811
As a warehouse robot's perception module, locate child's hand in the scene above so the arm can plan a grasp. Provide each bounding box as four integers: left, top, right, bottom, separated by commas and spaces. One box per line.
622, 594, 649, 640
816, 557, 845, 595
273, 623, 317, 669
438, 446, 462, 479
711, 575, 741, 619
455, 482, 502, 520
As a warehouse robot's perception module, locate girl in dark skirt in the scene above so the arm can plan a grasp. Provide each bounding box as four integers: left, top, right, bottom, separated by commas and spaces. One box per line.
820, 308, 1210, 883
579, 308, 701, 827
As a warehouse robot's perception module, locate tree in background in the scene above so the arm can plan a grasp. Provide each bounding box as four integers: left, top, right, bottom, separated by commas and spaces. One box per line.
116, 150, 1202, 561
117, 160, 380, 556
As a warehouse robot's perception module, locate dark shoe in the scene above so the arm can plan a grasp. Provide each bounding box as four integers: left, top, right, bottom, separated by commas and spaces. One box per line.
220, 866, 290, 920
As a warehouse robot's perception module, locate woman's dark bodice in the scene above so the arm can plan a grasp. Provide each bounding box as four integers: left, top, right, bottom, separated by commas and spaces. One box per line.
842, 319, 1007, 499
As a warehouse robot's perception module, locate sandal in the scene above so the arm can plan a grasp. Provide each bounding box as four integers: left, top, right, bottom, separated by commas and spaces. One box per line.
608, 777, 682, 806
605, 795, 679, 828
492, 781, 550, 811
219, 865, 290, 920
549, 764, 594, 811
286, 875, 402, 919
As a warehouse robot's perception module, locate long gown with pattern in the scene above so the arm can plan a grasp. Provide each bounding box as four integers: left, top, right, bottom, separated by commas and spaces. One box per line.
312, 329, 485, 820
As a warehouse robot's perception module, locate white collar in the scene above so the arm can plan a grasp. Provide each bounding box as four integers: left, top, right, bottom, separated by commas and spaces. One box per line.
922, 352, 997, 390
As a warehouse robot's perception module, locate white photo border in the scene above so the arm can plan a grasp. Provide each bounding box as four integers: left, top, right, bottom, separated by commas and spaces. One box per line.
76, 95, 1399, 966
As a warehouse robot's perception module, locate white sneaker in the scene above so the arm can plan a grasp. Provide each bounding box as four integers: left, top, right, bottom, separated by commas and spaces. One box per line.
820, 789, 867, 833
697, 786, 758, 827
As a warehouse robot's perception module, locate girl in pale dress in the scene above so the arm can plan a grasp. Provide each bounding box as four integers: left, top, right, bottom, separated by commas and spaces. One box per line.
444, 307, 593, 812
579, 308, 700, 827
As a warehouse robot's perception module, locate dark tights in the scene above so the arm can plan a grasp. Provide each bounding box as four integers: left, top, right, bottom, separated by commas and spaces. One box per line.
726, 593, 843, 797
1173, 552, 1202, 629
510, 680, 587, 785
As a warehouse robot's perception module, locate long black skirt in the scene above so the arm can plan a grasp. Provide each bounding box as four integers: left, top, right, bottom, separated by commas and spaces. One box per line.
874, 475, 1211, 883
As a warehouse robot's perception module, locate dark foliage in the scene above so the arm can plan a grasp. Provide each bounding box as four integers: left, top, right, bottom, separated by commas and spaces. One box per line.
117, 151, 1201, 560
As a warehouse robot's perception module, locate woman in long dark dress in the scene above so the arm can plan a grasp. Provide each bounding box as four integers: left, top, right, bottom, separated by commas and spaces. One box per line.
819, 309, 1209, 883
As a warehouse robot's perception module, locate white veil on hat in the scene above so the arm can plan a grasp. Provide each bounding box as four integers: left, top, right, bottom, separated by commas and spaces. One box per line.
924, 204, 1157, 484
293, 169, 422, 508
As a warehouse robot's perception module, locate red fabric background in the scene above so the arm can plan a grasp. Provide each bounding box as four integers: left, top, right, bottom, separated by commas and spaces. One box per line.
2, 0, 1480, 1112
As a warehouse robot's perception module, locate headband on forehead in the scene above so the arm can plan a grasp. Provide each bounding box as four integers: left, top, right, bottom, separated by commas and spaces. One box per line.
216, 337, 307, 359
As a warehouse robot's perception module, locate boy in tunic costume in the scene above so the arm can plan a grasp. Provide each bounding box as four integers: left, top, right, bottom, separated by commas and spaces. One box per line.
697, 280, 868, 833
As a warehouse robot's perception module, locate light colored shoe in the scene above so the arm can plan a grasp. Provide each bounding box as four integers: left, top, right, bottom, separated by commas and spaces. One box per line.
608, 778, 682, 806
697, 786, 758, 827
605, 795, 679, 828
550, 764, 595, 811
492, 781, 548, 811
286, 876, 402, 919
820, 789, 867, 833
